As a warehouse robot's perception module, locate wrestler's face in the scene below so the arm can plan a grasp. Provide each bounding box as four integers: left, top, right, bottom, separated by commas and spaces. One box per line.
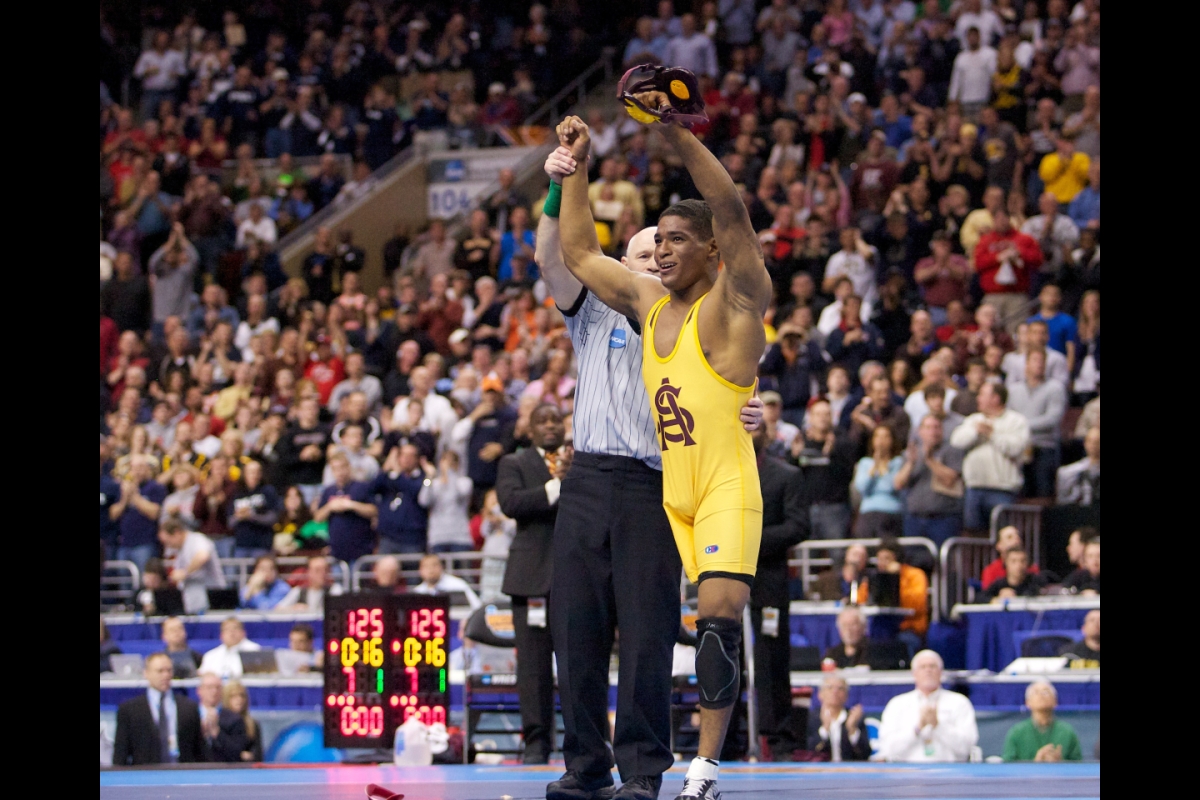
654, 215, 717, 293
622, 227, 659, 275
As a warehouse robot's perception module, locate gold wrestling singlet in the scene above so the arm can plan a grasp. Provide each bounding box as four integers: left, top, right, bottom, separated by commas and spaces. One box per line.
642, 293, 763, 584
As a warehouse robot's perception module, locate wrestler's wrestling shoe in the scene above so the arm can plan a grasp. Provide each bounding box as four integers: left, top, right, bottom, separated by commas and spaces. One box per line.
546, 769, 616, 800
673, 775, 720, 800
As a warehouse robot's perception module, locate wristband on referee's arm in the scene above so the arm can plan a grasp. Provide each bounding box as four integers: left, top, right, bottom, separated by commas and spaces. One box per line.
543, 180, 562, 218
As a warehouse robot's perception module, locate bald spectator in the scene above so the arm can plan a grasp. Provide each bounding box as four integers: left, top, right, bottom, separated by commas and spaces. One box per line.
878, 650, 978, 762
823, 606, 881, 669
811, 544, 870, 604
366, 555, 405, 594
1060, 609, 1100, 668
280, 556, 345, 613
1002, 681, 1083, 762
807, 674, 870, 762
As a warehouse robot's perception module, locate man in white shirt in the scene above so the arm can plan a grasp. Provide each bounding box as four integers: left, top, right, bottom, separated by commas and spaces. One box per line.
1002, 320, 1069, 388
159, 519, 228, 615
949, 383, 1031, 532
823, 228, 880, 312
390, 366, 459, 451
817, 277, 872, 338
134, 31, 187, 120
808, 674, 871, 761
948, 27, 997, 115
904, 359, 959, 431
198, 617, 262, 678
235, 202, 278, 248
878, 650, 978, 762
412, 553, 482, 610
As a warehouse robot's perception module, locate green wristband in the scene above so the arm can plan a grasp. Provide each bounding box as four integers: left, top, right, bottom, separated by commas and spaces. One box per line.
543, 180, 562, 219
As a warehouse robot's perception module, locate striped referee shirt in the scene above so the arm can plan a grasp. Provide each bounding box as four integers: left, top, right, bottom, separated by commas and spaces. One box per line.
561, 288, 661, 470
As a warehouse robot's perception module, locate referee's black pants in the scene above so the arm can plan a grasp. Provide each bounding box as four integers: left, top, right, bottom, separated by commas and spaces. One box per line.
551, 452, 682, 780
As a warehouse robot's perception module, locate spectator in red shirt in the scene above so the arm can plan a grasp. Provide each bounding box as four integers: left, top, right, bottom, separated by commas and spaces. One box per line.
980, 525, 1040, 589
479, 83, 522, 128
303, 335, 345, 406
973, 208, 1042, 332
935, 300, 977, 347
101, 312, 120, 376
850, 131, 901, 215
914, 231, 970, 326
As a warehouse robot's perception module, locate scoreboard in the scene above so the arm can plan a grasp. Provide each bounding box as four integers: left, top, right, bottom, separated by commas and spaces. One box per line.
323, 594, 451, 748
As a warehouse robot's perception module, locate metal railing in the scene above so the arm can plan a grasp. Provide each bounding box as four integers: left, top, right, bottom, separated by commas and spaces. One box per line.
350, 552, 494, 594
101, 560, 141, 610
989, 504, 1043, 558
521, 48, 618, 129
938, 537, 994, 617
219, 556, 352, 594
276, 145, 422, 262
788, 537, 941, 622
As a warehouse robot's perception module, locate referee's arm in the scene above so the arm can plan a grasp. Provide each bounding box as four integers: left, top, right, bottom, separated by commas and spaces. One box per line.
535, 148, 584, 309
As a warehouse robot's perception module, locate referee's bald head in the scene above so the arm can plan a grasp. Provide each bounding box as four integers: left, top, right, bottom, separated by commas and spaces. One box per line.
621, 226, 658, 276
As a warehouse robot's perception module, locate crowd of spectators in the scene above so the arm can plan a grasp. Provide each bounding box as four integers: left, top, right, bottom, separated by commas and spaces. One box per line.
101, 3, 1100, 763
100, 1, 609, 315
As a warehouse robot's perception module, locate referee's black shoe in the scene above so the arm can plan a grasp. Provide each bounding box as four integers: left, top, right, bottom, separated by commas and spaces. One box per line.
613, 774, 663, 800
546, 770, 616, 800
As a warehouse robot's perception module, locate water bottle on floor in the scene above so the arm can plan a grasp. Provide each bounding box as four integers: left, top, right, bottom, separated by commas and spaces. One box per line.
393, 717, 432, 766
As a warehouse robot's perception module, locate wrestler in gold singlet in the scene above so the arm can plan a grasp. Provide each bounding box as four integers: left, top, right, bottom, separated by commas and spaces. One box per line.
642, 293, 762, 584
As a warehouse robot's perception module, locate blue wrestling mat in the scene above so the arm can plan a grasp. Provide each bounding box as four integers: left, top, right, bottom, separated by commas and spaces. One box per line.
99, 761, 1100, 799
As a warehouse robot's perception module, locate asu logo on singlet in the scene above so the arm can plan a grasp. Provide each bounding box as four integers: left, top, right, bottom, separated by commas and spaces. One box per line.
654, 377, 696, 450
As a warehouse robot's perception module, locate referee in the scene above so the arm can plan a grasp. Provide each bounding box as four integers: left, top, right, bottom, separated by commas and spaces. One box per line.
536, 148, 762, 800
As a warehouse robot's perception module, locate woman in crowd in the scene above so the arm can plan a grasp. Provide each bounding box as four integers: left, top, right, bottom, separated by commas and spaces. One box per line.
221, 680, 263, 762
419, 451, 475, 553
160, 464, 201, 529
853, 425, 905, 537
477, 489, 515, 601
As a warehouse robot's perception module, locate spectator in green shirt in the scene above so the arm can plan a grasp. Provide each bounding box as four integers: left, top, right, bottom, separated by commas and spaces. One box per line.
1002, 680, 1083, 762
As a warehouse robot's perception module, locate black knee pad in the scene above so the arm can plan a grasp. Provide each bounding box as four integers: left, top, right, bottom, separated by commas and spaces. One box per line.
694, 617, 742, 709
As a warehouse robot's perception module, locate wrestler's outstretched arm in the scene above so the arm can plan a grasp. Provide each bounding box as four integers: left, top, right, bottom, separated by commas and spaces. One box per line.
643, 94, 772, 314
555, 116, 665, 321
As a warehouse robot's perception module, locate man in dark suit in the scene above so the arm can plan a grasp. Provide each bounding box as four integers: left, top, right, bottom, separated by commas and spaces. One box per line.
750, 427, 808, 760
805, 674, 871, 762
113, 652, 204, 765
495, 403, 568, 764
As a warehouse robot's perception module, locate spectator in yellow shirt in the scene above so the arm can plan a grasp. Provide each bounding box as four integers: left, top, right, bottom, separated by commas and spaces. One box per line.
1038, 134, 1090, 206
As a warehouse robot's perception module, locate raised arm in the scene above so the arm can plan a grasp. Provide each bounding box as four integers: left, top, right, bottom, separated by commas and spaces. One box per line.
657, 119, 772, 312
533, 147, 584, 308
556, 117, 663, 319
